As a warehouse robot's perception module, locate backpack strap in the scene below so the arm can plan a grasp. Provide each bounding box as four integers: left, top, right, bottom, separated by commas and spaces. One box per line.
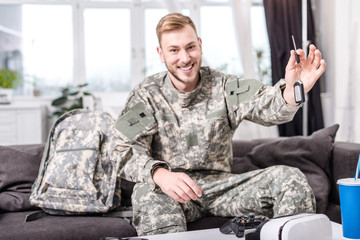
103, 210, 133, 218
103, 206, 133, 223
24, 210, 48, 222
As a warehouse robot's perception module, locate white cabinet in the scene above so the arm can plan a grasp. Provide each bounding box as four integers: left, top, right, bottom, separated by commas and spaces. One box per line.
0, 103, 47, 145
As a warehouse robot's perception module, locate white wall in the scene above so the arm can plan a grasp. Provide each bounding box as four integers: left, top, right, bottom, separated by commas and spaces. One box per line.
313, 0, 360, 143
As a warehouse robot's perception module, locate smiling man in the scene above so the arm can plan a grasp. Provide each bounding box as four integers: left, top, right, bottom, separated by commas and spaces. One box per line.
111, 13, 326, 236
157, 22, 202, 92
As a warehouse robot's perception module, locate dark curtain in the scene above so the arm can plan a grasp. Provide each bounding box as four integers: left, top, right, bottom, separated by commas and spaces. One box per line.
263, 0, 324, 136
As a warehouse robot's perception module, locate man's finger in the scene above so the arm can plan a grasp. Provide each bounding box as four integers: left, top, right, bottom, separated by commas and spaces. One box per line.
312, 49, 322, 69
178, 181, 199, 201
296, 48, 306, 63
182, 175, 202, 198
174, 183, 193, 201
168, 190, 187, 204
314, 59, 326, 79
306, 44, 316, 63
285, 50, 297, 71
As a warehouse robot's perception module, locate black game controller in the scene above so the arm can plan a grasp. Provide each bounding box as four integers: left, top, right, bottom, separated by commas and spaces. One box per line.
219, 213, 269, 238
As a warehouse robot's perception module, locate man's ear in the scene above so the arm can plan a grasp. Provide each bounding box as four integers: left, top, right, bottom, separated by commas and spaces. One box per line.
198, 37, 203, 55
157, 46, 165, 63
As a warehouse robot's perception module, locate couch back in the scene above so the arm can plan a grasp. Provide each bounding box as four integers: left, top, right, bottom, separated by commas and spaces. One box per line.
231, 139, 360, 209
1, 138, 359, 215
330, 142, 360, 204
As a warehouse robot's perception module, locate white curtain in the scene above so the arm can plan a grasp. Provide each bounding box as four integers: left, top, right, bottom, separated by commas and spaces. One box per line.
164, 0, 182, 13
230, 0, 256, 78
230, 0, 278, 140
333, 0, 360, 143
314, 0, 360, 143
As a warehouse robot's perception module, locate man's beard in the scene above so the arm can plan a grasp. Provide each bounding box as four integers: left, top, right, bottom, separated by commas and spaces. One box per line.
164, 60, 201, 85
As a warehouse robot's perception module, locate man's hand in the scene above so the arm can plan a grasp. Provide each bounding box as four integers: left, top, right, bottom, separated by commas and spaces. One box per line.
152, 168, 202, 204
283, 44, 326, 105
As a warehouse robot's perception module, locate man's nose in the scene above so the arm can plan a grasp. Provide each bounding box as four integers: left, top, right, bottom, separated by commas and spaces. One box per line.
179, 50, 191, 63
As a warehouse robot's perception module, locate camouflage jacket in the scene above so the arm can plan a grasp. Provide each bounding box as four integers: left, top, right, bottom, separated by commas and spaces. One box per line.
111, 67, 300, 186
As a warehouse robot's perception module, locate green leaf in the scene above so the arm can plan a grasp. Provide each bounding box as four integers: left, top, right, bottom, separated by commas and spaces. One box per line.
69, 91, 79, 96
68, 103, 82, 111
0, 68, 20, 88
51, 96, 68, 106
77, 83, 88, 88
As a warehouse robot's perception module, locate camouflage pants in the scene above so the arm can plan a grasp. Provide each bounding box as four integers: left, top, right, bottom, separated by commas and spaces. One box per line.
131, 165, 316, 236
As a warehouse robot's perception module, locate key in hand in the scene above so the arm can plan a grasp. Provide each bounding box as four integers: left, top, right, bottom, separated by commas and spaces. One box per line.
291, 35, 305, 104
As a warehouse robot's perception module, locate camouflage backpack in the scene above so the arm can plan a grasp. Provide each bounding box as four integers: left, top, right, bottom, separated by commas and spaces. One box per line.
28, 109, 124, 220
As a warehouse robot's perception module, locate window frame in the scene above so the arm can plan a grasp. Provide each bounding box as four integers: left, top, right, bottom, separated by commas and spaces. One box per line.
0, 0, 265, 99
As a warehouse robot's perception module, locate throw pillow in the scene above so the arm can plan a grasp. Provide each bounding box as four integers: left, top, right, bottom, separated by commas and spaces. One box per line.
232, 124, 339, 214
0, 144, 44, 212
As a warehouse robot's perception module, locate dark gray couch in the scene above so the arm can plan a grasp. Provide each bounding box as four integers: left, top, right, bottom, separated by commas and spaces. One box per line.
1, 124, 359, 240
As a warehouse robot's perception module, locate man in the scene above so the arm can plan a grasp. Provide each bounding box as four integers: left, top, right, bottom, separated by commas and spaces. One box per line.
111, 13, 326, 236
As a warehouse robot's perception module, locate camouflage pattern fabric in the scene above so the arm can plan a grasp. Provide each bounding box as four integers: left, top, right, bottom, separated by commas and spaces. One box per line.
30, 110, 122, 215
112, 67, 301, 184
110, 67, 308, 234
132, 166, 315, 236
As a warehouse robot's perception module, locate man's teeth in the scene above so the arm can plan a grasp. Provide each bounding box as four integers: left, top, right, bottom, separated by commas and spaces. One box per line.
180, 65, 192, 70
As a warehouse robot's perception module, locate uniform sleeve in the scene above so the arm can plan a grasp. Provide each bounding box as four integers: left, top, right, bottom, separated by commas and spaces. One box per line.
110, 89, 170, 186
224, 77, 301, 129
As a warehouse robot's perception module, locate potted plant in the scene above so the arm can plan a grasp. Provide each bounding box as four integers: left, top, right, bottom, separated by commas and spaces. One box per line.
30, 75, 41, 97
50, 83, 95, 118
0, 68, 20, 103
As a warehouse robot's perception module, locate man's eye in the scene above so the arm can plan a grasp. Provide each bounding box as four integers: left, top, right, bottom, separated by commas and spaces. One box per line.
170, 49, 177, 53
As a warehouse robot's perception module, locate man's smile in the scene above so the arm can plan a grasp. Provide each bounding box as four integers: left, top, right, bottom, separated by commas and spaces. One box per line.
179, 64, 194, 72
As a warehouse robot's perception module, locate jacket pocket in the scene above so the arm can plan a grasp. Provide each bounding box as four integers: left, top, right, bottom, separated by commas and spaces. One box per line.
43, 129, 103, 192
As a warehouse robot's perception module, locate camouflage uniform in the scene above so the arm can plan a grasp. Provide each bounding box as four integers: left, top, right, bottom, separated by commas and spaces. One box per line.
111, 67, 316, 236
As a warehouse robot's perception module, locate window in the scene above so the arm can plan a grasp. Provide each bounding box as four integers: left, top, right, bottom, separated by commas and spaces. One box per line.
144, 8, 168, 77
250, 3, 271, 85
200, 6, 243, 77
22, 4, 73, 96
84, 8, 131, 92
0, 0, 271, 100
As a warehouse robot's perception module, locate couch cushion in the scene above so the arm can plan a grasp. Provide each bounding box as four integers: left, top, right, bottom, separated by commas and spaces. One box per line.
0, 210, 137, 240
231, 124, 339, 214
0, 144, 44, 212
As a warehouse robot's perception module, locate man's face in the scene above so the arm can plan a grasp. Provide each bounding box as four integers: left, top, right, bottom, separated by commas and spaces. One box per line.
157, 25, 202, 91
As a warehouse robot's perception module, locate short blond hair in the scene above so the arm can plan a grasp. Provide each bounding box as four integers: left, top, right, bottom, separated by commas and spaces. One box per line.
156, 13, 198, 46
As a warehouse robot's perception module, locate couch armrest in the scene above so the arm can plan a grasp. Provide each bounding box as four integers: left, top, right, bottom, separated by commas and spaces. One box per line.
329, 141, 360, 204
